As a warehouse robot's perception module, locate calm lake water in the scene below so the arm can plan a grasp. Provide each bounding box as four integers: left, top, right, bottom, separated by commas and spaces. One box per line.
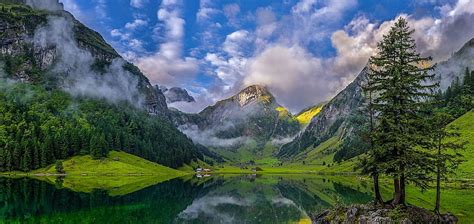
0, 175, 473, 223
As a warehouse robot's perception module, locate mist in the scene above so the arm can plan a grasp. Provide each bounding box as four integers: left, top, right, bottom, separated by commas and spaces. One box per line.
33, 16, 144, 107
178, 124, 250, 148
25, 0, 63, 11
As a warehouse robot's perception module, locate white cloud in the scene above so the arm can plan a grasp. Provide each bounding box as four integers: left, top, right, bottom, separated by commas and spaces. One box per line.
130, 0, 148, 8
125, 19, 148, 30
223, 3, 241, 27
135, 0, 199, 86
196, 0, 220, 23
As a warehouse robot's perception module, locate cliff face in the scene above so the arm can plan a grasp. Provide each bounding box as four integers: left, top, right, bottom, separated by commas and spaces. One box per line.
0, 2, 169, 117
159, 86, 195, 104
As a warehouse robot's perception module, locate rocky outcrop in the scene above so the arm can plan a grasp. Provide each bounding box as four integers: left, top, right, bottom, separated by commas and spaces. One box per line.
159, 86, 195, 104
312, 204, 458, 224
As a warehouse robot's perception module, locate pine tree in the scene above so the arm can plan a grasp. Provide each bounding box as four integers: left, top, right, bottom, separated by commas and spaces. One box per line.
462, 67, 472, 94
358, 67, 384, 205
89, 135, 101, 160
0, 148, 5, 172
366, 17, 438, 206
98, 133, 108, 158
22, 147, 31, 172
5, 147, 12, 171
424, 111, 464, 214
13, 146, 21, 170
55, 160, 65, 174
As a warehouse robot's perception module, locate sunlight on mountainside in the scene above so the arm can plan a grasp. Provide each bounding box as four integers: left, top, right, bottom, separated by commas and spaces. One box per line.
276, 106, 291, 117
296, 106, 323, 125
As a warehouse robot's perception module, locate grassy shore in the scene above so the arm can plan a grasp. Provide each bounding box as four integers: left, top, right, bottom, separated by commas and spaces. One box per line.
1, 151, 189, 195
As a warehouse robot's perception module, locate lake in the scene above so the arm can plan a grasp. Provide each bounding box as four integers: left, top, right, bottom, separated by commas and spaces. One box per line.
0, 174, 473, 223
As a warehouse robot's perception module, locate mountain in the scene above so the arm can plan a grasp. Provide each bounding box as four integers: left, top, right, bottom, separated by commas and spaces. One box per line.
0, 0, 169, 117
174, 85, 300, 162
0, 1, 203, 169
278, 69, 366, 159
279, 37, 474, 162
158, 86, 195, 104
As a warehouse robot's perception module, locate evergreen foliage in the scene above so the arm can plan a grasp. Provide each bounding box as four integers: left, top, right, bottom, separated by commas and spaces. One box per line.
0, 82, 202, 171
362, 18, 439, 205
55, 160, 65, 174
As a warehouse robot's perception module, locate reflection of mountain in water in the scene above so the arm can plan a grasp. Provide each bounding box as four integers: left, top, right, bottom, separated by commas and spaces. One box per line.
175, 175, 374, 224
0, 175, 374, 223
0, 177, 210, 223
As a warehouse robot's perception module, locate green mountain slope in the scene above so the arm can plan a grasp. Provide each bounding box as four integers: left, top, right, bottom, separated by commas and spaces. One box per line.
449, 110, 474, 179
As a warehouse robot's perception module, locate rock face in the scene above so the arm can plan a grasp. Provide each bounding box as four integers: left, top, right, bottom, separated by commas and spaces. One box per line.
312, 204, 458, 224
160, 86, 195, 104
174, 85, 300, 160
0, 2, 169, 117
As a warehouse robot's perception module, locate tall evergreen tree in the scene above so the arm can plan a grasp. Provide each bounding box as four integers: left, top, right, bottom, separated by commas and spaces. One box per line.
358, 67, 384, 205
22, 147, 31, 172
424, 111, 464, 214
89, 135, 101, 160
366, 17, 438, 206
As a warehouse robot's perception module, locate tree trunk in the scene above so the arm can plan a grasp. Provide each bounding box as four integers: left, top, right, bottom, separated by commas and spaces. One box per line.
435, 143, 441, 214
373, 173, 384, 205
400, 173, 406, 205
392, 178, 401, 206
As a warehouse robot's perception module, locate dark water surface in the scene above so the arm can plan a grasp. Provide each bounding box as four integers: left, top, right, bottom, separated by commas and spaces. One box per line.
0, 175, 472, 223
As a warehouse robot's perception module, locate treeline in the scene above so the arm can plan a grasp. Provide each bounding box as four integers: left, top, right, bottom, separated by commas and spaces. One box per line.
0, 82, 202, 171
436, 67, 474, 117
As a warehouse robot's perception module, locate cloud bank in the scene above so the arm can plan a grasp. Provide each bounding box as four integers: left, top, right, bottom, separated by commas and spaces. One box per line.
33, 16, 144, 107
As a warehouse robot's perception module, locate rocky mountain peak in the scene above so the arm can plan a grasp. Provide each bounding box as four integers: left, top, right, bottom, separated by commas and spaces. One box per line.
234, 84, 273, 107
159, 86, 195, 104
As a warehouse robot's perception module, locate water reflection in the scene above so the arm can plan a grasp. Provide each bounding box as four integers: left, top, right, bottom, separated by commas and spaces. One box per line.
0, 175, 389, 223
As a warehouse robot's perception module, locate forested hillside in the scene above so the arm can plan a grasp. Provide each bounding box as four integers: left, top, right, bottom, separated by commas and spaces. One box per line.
0, 1, 203, 170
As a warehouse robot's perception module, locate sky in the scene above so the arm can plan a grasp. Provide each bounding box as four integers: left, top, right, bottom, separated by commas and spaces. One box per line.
59, 0, 474, 113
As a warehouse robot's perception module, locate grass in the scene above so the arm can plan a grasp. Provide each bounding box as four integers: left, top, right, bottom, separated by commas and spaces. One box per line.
33, 151, 186, 176
449, 110, 474, 179
2, 151, 188, 196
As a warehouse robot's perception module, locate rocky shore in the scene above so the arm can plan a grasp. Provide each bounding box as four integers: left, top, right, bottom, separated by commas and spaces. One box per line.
311, 204, 458, 224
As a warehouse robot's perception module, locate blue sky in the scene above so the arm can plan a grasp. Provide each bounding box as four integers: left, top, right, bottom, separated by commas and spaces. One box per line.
61, 0, 474, 113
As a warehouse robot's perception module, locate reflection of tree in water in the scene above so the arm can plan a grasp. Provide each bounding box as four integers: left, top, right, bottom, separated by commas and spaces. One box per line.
332, 181, 373, 205
0, 176, 376, 223
276, 179, 331, 215
0, 177, 210, 223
